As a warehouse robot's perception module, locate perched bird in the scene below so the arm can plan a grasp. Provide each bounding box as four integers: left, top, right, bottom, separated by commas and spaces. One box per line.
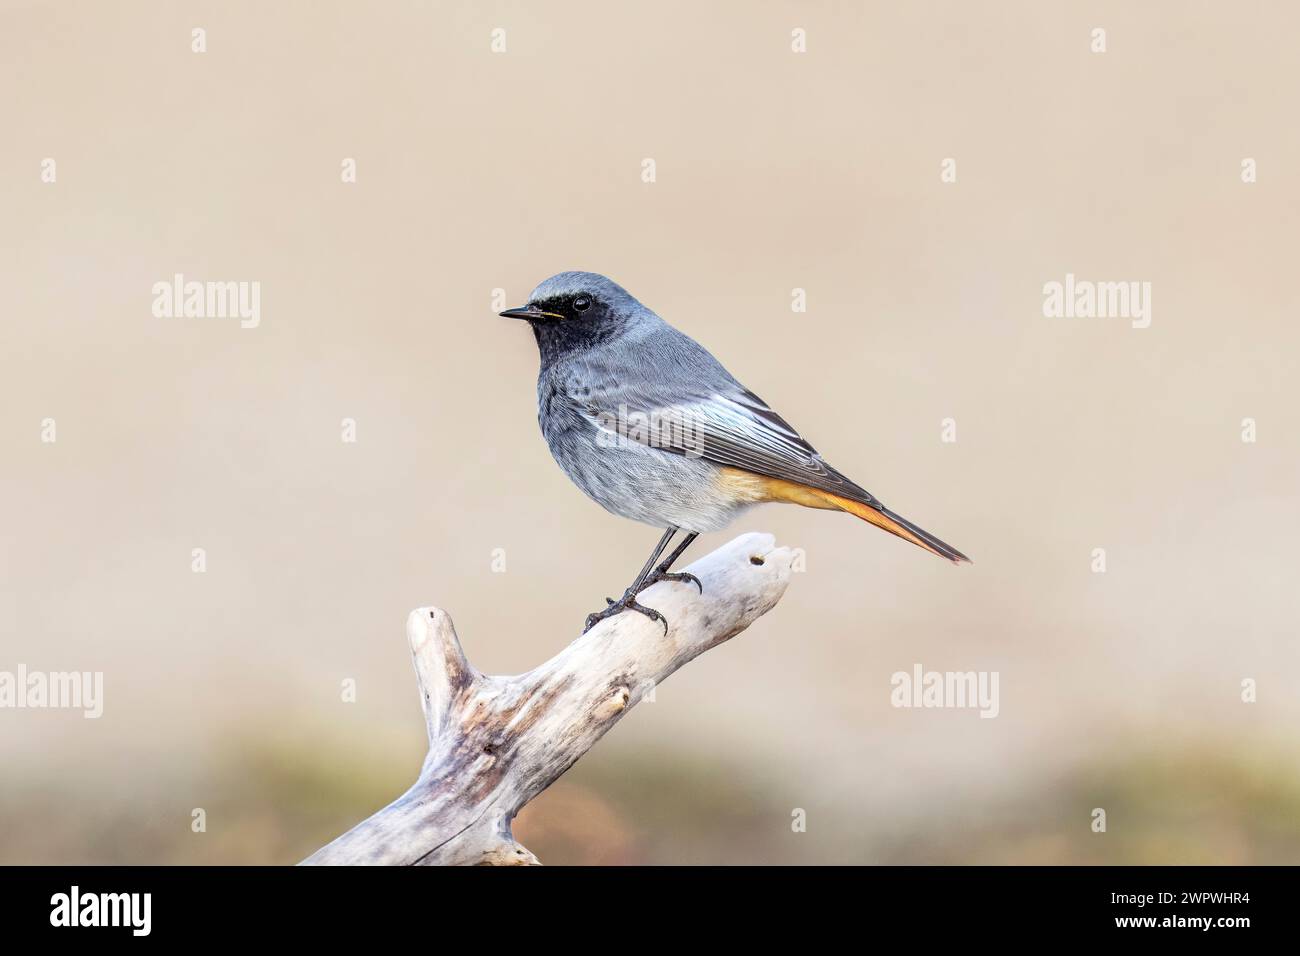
501, 272, 969, 632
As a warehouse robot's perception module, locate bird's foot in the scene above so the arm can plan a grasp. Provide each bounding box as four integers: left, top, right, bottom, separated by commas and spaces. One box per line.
583, 589, 668, 635
636, 568, 702, 595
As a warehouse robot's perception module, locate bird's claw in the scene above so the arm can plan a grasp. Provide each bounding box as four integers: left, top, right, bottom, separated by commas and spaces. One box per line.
638, 569, 703, 595
583, 590, 669, 635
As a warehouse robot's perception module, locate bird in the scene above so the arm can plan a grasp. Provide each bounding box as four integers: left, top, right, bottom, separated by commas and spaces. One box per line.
500, 271, 969, 633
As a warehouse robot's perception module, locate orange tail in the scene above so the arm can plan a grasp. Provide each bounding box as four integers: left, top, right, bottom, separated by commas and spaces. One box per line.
815, 491, 970, 564
720, 469, 970, 563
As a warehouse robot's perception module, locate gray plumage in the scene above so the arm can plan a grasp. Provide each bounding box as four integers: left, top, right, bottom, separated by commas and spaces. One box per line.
503, 271, 968, 562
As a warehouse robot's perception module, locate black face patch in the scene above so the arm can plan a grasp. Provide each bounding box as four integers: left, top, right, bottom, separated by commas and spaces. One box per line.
533, 292, 604, 323
530, 294, 624, 366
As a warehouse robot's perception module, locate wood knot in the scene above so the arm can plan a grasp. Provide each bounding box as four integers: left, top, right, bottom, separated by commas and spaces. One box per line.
594, 686, 631, 720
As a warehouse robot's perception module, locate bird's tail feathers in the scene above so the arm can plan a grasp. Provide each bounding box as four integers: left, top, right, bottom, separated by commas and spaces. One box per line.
816, 491, 971, 564
718, 468, 971, 564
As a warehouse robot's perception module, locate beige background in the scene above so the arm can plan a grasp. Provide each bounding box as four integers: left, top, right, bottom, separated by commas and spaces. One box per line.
2, 0, 1298, 864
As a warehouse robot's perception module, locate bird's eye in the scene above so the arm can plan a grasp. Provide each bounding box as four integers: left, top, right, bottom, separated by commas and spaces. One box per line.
573, 296, 591, 313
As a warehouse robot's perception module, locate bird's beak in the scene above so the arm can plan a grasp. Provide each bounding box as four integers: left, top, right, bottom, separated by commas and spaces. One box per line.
499, 304, 563, 321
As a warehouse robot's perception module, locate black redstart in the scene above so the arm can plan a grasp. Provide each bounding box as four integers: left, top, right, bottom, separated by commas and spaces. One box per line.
501, 271, 969, 632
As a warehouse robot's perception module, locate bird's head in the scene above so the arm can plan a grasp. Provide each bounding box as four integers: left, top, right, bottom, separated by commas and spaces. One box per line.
500, 272, 644, 363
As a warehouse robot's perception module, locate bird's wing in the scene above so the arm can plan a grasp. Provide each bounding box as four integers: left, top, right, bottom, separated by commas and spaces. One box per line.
555, 323, 968, 563
573, 363, 882, 509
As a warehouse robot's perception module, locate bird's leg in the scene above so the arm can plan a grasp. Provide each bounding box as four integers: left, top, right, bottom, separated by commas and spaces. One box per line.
584, 528, 678, 634
636, 531, 701, 594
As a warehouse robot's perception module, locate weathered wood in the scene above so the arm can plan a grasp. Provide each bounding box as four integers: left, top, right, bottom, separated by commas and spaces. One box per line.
302, 532, 794, 866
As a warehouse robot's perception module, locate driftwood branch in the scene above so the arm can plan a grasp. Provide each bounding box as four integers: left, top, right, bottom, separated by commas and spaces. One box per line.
302, 532, 794, 866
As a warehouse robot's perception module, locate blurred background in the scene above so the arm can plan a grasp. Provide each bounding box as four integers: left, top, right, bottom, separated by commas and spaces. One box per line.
2, 0, 1298, 864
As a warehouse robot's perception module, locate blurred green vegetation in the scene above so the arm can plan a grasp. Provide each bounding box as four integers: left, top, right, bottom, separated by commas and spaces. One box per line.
3, 732, 1297, 865
874, 747, 1300, 865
